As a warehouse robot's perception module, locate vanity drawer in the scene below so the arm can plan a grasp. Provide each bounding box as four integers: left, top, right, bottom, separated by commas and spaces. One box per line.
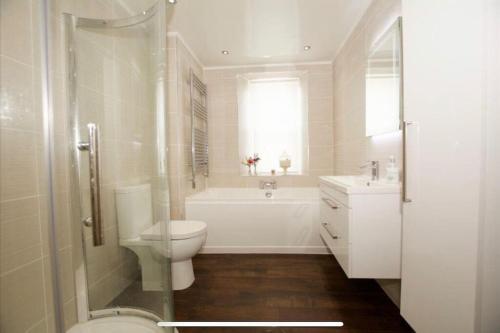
319, 182, 349, 207
320, 194, 350, 276
319, 176, 401, 279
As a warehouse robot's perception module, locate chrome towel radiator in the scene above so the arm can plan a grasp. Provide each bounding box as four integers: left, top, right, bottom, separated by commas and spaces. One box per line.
190, 69, 208, 188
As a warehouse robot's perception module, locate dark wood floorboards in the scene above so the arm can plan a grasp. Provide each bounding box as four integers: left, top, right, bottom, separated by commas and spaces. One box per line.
173, 254, 413, 333
112, 254, 413, 332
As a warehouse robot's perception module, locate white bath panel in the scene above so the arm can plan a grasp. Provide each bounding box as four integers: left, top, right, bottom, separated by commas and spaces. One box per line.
186, 188, 327, 254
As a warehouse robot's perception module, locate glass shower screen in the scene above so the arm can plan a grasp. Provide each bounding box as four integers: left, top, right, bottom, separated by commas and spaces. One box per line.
65, 0, 173, 325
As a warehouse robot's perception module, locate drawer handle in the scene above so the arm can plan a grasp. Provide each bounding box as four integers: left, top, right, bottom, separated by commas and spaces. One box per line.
321, 222, 339, 239
321, 197, 339, 210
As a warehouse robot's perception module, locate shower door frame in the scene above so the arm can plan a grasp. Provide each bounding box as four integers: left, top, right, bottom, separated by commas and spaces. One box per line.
63, 0, 172, 325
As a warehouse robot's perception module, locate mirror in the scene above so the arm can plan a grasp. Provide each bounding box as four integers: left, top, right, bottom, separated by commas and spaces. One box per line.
365, 18, 402, 137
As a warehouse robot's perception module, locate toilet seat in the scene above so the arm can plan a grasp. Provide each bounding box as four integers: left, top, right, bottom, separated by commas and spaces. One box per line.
67, 315, 163, 333
140, 220, 207, 241
171, 220, 207, 240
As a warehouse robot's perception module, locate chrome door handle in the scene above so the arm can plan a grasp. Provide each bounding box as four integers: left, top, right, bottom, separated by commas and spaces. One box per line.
321, 222, 339, 239
321, 197, 339, 209
402, 120, 412, 203
78, 123, 104, 246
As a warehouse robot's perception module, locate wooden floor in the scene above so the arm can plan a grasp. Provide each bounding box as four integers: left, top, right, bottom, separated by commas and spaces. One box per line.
174, 254, 413, 333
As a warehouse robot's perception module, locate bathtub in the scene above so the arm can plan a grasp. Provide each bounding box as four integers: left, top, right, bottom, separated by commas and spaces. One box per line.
185, 188, 327, 254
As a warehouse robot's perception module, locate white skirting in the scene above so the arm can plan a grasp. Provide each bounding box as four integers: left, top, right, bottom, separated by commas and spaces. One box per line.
200, 245, 328, 254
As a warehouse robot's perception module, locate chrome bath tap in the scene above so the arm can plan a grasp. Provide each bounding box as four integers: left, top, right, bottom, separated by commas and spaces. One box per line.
259, 180, 277, 190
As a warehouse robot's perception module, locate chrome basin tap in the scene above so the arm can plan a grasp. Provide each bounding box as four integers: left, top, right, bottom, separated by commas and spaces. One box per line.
360, 161, 379, 181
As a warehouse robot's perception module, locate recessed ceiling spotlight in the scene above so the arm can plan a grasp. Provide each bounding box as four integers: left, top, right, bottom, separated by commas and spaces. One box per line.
304, 45, 311, 51
221, 50, 229, 55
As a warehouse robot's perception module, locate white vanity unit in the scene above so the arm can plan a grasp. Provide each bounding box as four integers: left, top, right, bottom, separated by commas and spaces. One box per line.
319, 176, 401, 279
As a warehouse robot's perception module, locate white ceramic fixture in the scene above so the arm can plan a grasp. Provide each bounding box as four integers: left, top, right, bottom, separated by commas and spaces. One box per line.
319, 176, 401, 278
185, 187, 325, 254
115, 184, 207, 291
169, 220, 207, 290
66, 316, 164, 333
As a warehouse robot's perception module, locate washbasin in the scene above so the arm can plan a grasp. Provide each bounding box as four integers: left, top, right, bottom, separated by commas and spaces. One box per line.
319, 176, 400, 194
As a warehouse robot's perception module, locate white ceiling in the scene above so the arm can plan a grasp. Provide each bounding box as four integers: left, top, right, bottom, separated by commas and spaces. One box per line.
167, 0, 373, 67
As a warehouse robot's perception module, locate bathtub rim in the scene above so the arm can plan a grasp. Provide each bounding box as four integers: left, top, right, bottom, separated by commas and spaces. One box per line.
185, 187, 320, 203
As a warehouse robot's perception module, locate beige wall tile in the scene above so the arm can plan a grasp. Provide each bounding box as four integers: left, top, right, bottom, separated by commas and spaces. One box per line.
309, 98, 333, 123
207, 173, 245, 188
62, 299, 78, 331
0, 261, 46, 333
309, 146, 334, 169
0, 129, 38, 201
0, 243, 42, 276
1, 214, 42, 262
26, 319, 48, 333
0, 196, 38, 221
309, 121, 334, 146
0, 56, 36, 131
291, 175, 320, 187
0, 0, 33, 65
308, 73, 334, 99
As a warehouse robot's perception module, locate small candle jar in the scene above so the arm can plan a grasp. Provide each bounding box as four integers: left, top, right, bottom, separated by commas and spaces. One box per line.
279, 152, 291, 175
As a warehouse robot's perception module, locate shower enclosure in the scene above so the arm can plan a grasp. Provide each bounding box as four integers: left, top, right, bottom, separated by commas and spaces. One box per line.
63, 0, 173, 330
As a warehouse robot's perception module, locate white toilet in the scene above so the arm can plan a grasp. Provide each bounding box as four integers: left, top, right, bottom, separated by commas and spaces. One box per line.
67, 315, 164, 333
167, 220, 207, 290
115, 184, 207, 291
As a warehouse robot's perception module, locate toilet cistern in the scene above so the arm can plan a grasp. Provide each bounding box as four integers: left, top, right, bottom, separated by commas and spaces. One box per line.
360, 160, 380, 181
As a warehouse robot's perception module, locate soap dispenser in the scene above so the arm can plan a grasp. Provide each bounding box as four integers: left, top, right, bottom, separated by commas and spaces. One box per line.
386, 155, 399, 184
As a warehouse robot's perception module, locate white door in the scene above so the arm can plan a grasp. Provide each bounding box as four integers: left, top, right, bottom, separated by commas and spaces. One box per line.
400, 1, 486, 332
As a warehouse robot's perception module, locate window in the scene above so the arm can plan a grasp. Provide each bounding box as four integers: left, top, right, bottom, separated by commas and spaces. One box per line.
237, 72, 308, 175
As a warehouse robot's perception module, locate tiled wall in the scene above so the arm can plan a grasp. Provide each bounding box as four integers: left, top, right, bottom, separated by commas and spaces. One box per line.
1, 1, 75, 331
204, 64, 334, 188
166, 34, 206, 220
332, 0, 402, 178
0, 0, 157, 332
331, 0, 402, 305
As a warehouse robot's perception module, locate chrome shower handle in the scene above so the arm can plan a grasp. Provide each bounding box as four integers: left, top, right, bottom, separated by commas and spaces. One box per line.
78, 123, 104, 246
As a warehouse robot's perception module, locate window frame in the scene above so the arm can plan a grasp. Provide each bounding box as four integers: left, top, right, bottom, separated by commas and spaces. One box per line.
236, 71, 309, 176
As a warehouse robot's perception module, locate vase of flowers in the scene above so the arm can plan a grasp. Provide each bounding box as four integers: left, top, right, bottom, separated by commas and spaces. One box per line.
252, 154, 260, 175
242, 154, 261, 176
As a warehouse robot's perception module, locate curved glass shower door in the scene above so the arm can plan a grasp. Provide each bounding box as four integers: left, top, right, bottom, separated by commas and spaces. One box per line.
65, 0, 173, 326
